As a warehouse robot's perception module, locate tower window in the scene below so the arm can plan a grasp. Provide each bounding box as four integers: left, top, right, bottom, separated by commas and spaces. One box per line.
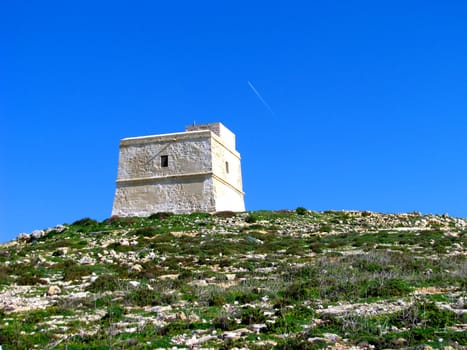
161, 155, 169, 167
225, 161, 229, 174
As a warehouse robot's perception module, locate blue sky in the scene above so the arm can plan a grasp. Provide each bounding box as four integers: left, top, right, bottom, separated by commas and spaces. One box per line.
1, 1, 466, 242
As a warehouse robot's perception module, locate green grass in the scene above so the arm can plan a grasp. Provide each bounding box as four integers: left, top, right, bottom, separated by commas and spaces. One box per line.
1, 210, 466, 349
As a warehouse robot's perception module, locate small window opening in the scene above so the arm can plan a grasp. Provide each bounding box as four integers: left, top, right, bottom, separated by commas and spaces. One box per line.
161, 155, 169, 167
225, 161, 229, 174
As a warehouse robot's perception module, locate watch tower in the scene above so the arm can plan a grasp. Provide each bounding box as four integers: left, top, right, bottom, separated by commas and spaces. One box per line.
112, 122, 245, 216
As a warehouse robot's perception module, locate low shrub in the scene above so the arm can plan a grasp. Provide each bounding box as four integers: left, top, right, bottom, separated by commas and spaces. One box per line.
267, 314, 304, 334
106, 241, 133, 253
0, 265, 12, 284
101, 305, 125, 325
393, 301, 461, 329
158, 321, 192, 336
103, 216, 139, 227
245, 214, 258, 223
295, 207, 307, 215
213, 315, 237, 331
86, 274, 121, 293
232, 290, 260, 304
282, 282, 311, 301
71, 217, 99, 227
213, 211, 237, 218
361, 278, 413, 298
128, 287, 177, 306
134, 226, 160, 237
309, 242, 323, 253
148, 212, 174, 220
240, 307, 266, 325
16, 275, 44, 285
188, 212, 211, 219
60, 260, 93, 281
208, 291, 227, 306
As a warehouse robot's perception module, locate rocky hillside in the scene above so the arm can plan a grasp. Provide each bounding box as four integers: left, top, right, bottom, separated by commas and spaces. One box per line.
0, 210, 466, 349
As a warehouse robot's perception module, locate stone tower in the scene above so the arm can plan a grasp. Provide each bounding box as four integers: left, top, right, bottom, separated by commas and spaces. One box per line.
112, 122, 245, 216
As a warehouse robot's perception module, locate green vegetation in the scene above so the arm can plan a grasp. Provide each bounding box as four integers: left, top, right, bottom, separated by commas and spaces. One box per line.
0, 210, 465, 349
295, 206, 308, 215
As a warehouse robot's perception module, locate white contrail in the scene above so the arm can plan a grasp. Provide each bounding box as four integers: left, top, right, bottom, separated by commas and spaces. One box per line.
247, 80, 274, 115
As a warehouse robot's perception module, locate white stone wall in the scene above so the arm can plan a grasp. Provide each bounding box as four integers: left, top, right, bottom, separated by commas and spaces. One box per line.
210, 133, 245, 212
186, 122, 236, 150
116, 131, 212, 181
112, 176, 215, 216
112, 123, 245, 216
213, 177, 245, 212
211, 136, 242, 190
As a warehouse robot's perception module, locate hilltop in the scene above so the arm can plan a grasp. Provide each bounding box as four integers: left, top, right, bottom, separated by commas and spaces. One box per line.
0, 210, 465, 349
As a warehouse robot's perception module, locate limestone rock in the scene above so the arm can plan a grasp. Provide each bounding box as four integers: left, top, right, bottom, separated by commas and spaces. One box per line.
248, 323, 267, 333
78, 255, 94, 265
128, 281, 140, 288
16, 233, 30, 242
323, 333, 341, 343
31, 230, 45, 239
47, 286, 61, 296
188, 313, 200, 322
130, 264, 143, 272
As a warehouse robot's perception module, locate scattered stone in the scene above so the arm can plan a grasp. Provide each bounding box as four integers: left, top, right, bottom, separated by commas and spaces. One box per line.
176, 312, 187, 321
246, 236, 264, 244
323, 333, 340, 343
16, 233, 30, 242
392, 337, 407, 346
189, 279, 208, 286
130, 264, 143, 272
78, 255, 94, 265
31, 230, 45, 240
56, 247, 68, 256
159, 274, 179, 280
128, 281, 140, 288
308, 337, 327, 343
188, 313, 200, 322
223, 331, 240, 340
248, 323, 267, 333
55, 224, 67, 233
47, 286, 61, 296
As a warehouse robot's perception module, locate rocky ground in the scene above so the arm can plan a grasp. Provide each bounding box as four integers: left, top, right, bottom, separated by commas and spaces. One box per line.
0, 210, 465, 349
